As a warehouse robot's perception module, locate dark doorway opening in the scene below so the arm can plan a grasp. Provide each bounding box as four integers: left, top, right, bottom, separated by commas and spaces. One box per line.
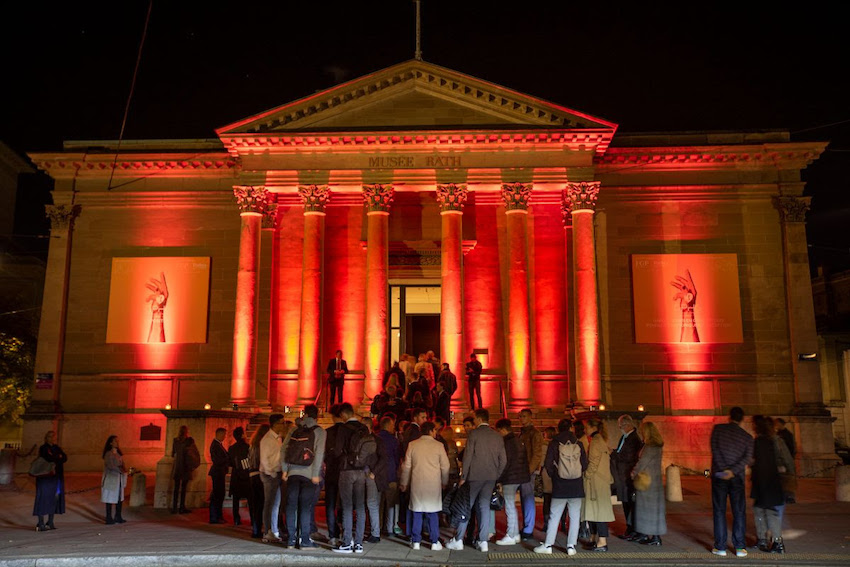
405, 314, 440, 359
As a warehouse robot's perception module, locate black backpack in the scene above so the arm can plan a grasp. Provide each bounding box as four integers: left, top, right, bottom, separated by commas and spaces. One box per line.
284, 425, 318, 466
345, 424, 377, 469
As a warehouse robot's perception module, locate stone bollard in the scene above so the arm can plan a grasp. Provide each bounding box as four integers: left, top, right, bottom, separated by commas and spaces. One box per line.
836, 465, 850, 502
130, 473, 147, 507
665, 465, 683, 502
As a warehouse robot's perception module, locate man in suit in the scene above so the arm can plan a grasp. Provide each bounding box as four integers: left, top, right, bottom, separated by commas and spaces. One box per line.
433, 381, 451, 423
611, 414, 643, 539
208, 427, 229, 524
327, 350, 349, 404
446, 408, 507, 553
465, 353, 483, 410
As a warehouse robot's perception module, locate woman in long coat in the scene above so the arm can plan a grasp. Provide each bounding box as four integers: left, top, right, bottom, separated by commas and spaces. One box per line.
33, 431, 67, 531
751, 415, 793, 554
400, 422, 449, 550
101, 435, 128, 524
632, 422, 666, 545
582, 419, 615, 551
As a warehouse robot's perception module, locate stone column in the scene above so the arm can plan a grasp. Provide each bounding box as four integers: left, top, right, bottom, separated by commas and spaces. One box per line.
560, 195, 576, 402
501, 183, 533, 410
297, 185, 330, 406
567, 181, 601, 408
437, 184, 467, 408
231, 186, 268, 408
363, 184, 394, 402
254, 200, 278, 410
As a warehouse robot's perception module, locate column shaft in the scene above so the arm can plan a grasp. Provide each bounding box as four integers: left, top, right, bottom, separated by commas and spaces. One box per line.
231, 212, 262, 406
440, 210, 464, 406
297, 212, 326, 404
506, 210, 532, 408
572, 209, 601, 406
364, 211, 389, 400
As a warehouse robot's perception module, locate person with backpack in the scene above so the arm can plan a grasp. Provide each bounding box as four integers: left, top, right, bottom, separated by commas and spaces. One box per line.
332, 403, 372, 554
534, 419, 588, 556
281, 404, 325, 549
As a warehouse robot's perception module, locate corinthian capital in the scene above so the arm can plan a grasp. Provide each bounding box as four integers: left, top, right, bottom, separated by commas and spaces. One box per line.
436, 183, 468, 212
560, 192, 572, 226
298, 185, 330, 213
233, 186, 270, 214
362, 184, 394, 213
500, 182, 532, 211
774, 195, 811, 223
45, 204, 81, 232
262, 199, 279, 229
566, 181, 600, 211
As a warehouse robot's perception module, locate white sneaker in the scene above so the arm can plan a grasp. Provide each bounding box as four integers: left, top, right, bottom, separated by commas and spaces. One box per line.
431, 541, 443, 551
262, 531, 281, 543
496, 535, 519, 546
412, 542, 420, 550
477, 541, 489, 553
711, 547, 727, 557
736, 548, 748, 557
567, 546, 577, 556
533, 544, 553, 554
445, 538, 464, 551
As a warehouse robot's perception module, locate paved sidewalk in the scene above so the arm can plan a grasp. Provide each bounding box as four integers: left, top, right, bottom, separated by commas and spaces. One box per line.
1, 474, 849, 566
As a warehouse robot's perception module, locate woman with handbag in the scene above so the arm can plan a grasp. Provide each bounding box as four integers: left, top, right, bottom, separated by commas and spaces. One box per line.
751, 415, 793, 553
101, 435, 128, 524
582, 419, 615, 551
32, 431, 67, 531
632, 422, 666, 546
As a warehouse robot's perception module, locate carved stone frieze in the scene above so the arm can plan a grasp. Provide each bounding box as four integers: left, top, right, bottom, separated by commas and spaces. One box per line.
560, 191, 573, 226
500, 182, 532, 211
362, 184, 394, 213
436, 183, 468, 212
233, 186, 270, 214
566, 181, 601, 211
298, 184, 330, 213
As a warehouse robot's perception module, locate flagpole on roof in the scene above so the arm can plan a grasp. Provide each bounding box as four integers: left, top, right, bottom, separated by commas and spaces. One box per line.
414, 0, 422, 61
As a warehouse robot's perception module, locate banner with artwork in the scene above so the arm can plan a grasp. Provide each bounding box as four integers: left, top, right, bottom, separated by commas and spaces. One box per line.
106, 257, 210, 343
631, 253, 743, 344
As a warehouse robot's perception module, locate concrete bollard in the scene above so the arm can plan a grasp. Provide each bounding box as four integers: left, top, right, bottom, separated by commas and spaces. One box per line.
130, 473, 147, 507
665, 465, 683, 502
836, 465, 850, 502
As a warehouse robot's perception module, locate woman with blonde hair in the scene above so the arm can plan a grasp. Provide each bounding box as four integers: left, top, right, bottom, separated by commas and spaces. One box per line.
632, 422, 666, 545
582, 419, 614, 551
101, 435, 128, 524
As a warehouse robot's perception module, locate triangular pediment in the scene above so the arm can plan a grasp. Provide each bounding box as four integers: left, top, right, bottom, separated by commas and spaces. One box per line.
217, 60, 616, 135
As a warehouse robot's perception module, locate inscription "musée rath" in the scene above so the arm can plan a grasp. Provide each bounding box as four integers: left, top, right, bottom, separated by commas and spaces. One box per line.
367, 156, 462, 168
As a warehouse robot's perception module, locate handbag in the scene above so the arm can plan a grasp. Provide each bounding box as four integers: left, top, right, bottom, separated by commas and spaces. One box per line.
489, 486, 505, 511
633, 471, 651, 492
28, 456, 56, 478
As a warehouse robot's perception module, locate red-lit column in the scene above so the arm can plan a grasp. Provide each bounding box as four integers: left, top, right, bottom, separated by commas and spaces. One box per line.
437, 184, 468, 408
501, 183, 533, 410
567, 181, 601, 407
231, 186, 269, 407
363, 184, 394, 402
297, 185, 330, 406
560, 197, 576, 403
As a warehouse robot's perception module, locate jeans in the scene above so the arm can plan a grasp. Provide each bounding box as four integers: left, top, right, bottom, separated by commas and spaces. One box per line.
412, 511, 440, 543
365, 475, 381, 538
325, 475, 340, 539
753, 505, 784, 540
519, 474, 537, 535
285, 475, 315, 544
712, 475, 746, 549
381, 482, 400, 533
544, 497, 581, 548
261, 472, 282, 536
310, 481, 321, 534
502, 483, 521, 537
339, 469, 366, 545
454, 480, 495, 543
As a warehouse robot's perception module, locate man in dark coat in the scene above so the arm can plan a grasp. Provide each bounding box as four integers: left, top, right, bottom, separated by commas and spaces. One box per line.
327, 350, 349, 404
227, 427, 252, 527
495, 418, 530, 546
438, 363, 458, 398
209, 427, 229, 524
611, 414, 643, 539
774, 418, 797, 503
323, 405, 345, 546
433, 381, 451, 423
465, 353, 483, 410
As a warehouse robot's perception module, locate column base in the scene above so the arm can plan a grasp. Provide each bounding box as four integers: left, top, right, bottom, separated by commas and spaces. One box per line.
793, 402, 832, 417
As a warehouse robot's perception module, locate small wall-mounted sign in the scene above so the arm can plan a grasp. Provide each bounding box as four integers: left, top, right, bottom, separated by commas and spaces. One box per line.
35, 373, 54, 390
140, 423, 162, 441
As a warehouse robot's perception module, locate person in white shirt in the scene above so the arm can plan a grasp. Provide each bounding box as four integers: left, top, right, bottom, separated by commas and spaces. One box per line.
260, 413, 285, 542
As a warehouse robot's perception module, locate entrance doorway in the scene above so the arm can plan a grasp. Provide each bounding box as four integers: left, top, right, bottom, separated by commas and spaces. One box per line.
389, 285, 441, 365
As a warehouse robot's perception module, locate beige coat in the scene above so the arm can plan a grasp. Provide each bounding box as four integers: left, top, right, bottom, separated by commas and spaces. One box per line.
400, 435, 449, 512
582, 434, 615, 522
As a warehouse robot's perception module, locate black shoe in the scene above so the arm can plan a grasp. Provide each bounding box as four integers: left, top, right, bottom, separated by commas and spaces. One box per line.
115, 518, 126, 524
366, 535, 381, 543
46, 522, 56, 530
635, 535, 651, 544
36, 524, 46, 532
617, 531, 635, 540
769, 538, 785, 554
593, 545, 609, 552
756, 538, 769, 552
106, 518, 115, 525
626, 532, 643, 542
234, 519, 241, 526
520, 532, 533, 542
178, 508, 190, 514
643, 536, 662, 546
251, 532, 262, 539
300, 540, 318, 549
170, 509, 178, 514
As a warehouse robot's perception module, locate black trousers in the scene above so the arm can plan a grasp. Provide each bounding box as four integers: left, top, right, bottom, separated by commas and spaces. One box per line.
330, 381, 344, 404
250, 474, 264, 536
172, 478, 188, 511
325, 476, 340, 539
210, 472, 226, 521
468, 380, 482, 410
622, 501, 636, 533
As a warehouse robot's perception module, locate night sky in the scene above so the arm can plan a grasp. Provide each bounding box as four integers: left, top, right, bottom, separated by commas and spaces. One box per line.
2, 1, 848, 271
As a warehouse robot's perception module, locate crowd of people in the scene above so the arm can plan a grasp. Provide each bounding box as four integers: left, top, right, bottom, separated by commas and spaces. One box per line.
31, 394, 797, 558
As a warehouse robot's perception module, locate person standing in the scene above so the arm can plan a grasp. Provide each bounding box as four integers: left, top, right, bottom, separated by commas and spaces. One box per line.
100, 435, 127, 525
611, 414, 642, 539
248, 424, 270, 538
632, 422, 666, 546
446, 408, 507, 553
495, 418, 530, 546
433, 381, 451, 424
438, 363, 458, 398
465, 353, 483, 410
361, 415, 383, 544
282, 404, 326, 549
377, 415, 402, 536
33, 431, 67, 531
327, 350, 348, 405
208, 427, 228, 524
534, 419, 587, 556
228, 427, 253, 527
400, 421, 450, 551
260, 414, 285, 543
752, 415, 793, 554
323, 405, 345, 546
333, 403, 370, 554
427, 351, 441, 386
710, 406, 753, 558
774, 418, 797, 503
170, 425, 195, 514
518, 408, 544, 541
582, 419, 614, 551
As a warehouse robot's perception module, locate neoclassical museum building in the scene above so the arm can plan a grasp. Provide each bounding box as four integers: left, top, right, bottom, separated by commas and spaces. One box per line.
23, 60, 835, 478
